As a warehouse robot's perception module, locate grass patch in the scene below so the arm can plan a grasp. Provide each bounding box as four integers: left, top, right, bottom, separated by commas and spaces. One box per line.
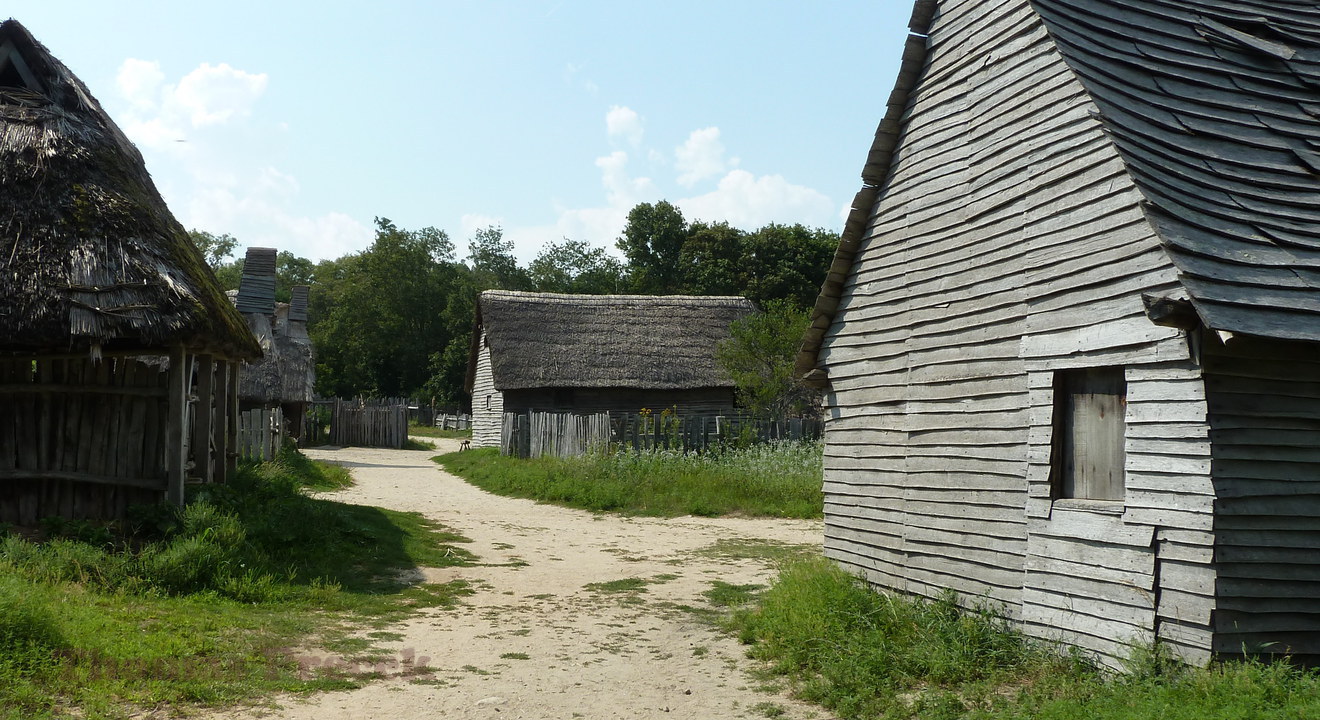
732, 557, 1320, 720
0, 445, 476, 719
585, 577, 652, 594
692, 537, 817, 563
704, 581, 764, 607
434, 442, 822, 518
402, 438, 437, 451
408, 423, 472, 440
500, 652, 530, 660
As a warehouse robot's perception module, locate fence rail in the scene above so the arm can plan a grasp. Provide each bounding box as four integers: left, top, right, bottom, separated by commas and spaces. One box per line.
501, 410, 822, 459
435, 413, 471, 430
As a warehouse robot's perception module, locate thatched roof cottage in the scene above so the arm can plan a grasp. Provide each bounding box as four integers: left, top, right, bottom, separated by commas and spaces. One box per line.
798, 0, 1320, 666
0, 19, 260, 522
466, 291, 755, 447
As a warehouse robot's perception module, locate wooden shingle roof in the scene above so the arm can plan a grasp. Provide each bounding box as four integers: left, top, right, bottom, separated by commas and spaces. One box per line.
1034, 0, 1320, 341
467, 291, 755, 392
798, 0, 1320, 378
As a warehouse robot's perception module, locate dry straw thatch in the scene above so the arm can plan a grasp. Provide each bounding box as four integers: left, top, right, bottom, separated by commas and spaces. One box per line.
470, 290, 756, 391
0, 19, 257, 359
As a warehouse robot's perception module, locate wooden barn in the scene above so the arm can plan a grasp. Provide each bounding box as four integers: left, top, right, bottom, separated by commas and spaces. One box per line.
0, 19, 260, 523
797, 0, 1320, 666
467, 291, 755, 448
230, 247, 315, 441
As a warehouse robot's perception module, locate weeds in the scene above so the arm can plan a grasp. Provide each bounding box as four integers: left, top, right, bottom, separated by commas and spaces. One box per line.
435, 441, 823, 518
732, 557, 1320, 720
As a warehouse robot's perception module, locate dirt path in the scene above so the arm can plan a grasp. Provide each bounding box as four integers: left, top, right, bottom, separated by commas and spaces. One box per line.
216, 439, 831, 720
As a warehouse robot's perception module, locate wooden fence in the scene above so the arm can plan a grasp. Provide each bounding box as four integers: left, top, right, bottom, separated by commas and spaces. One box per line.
501, 410, 822, 459
435, 413, 471, 430
237, 407, 284, 462
328, 398, 408, 448
502, 411, 612, 459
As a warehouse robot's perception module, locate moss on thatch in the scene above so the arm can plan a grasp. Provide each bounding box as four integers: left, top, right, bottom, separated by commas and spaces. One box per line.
0, 19, 258, 359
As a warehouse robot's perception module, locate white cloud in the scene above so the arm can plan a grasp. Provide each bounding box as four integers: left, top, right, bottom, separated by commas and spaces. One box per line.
110, 59, 370, 262
479, 114, 839, 266
596, 151, 658, 208
173, 62, 268, 127
678, 170, 835, 229
116, 58, 164, 111
674, 126, 728, 188
605, 105, 643, 146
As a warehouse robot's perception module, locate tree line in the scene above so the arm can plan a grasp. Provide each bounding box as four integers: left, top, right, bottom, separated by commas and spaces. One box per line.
192, 200, 835, 411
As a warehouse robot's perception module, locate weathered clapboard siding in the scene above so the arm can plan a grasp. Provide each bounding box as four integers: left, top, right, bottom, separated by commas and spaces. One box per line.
470, 331, 502, 448
818, 0, 1235, 668
1205, 336, 1320, 656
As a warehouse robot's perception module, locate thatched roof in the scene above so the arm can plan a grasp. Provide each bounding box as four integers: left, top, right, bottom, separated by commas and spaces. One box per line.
467, 291, 756, 392
0, 19, 259, 359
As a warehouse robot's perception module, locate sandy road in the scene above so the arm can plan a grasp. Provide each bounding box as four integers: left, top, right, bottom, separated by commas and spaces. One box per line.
212, 438, 831, 720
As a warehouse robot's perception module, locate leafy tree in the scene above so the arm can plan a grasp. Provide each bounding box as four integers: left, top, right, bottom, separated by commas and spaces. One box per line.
275, 251, 316, 303
310, 218, 471, 401
188, 229, 238, 269
188, 229, 243, 290
679, 221, 745, 296
529, 239, 624, 294
467, 225, 531, 291
742, 224, 836, 309
715, 300, 820, 418
617, 200, 688, 294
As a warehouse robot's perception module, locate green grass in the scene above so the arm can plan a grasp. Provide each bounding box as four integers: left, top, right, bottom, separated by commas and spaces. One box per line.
730, 557, 1320, 720
0, 445, 476, 719
408, 423, 473, 440
434, 442, 823, 518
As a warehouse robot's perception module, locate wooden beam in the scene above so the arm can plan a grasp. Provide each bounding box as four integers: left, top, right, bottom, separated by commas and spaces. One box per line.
0, 469, 167, 490
192, 354, 215, 485
0, 383, 167, 396
165, 347, 189, 506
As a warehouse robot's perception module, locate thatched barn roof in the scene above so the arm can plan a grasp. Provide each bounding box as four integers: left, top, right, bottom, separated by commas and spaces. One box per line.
467, 290, 756, 392
0, 19, 258, 359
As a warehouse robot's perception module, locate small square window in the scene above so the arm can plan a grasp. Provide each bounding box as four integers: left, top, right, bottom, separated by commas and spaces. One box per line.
1050, 367, 1126, 501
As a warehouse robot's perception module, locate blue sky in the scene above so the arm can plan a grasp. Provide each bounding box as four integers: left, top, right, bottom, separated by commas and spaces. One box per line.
9, 2, 910, 262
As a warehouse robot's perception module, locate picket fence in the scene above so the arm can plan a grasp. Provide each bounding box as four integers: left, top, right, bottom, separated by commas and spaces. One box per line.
501, 410, 822, 459
237, 407, 284, 461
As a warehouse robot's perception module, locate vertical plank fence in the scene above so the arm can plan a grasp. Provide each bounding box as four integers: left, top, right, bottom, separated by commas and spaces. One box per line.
329, 398, 408, 449
501, 411, 821, 458
237, 406, 284, 461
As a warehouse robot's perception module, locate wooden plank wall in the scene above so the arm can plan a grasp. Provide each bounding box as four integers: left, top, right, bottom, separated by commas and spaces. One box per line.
1023, 361, 1214, 666
819, 0, 1213, 667
0, 356, 169, 524
329, 399, 407, 449
471, 332, 503, 448
1204, 336, 1320, 657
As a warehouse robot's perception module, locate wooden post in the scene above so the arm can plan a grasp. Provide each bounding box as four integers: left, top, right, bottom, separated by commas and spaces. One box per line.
226, 362, 239, 477
213, 360, 230, 482
192, 354, 215, 484
165, 347, 189, 506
